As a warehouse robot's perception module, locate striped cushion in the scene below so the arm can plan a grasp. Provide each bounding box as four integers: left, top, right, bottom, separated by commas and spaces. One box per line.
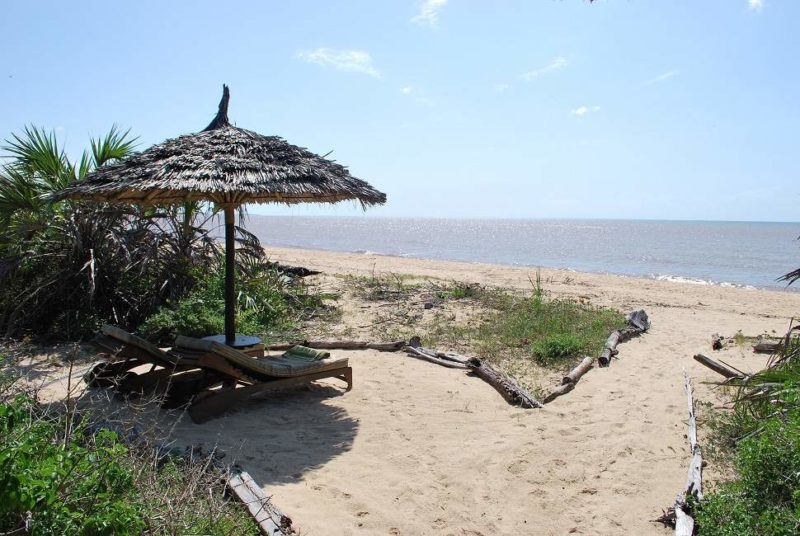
175, 336, 349, 378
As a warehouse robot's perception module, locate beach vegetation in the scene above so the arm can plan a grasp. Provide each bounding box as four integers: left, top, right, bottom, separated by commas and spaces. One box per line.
0, 356, 259, 535
696, 332, 800, 535
141, 263, 327, 345
0, 126, 325, 342
475, 293, 624, 366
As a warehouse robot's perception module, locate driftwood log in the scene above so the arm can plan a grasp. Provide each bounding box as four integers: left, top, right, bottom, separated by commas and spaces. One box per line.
227, 471, 293, 535
404, 340, 542, 408
543, 382, 575, 403
598, 309, 650, 367
693, 353, 745, 380
465, 357, 543, 408
753, 340, 782, 354
671, 370, 703, 536
405, 346, 467, 369
562, 356, 594, 385
267, 340, 406, 352
543, 356, 593, 403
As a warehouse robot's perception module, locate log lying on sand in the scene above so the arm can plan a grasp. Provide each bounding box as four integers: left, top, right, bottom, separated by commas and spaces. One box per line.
672, 370, 704, 536
598, 309, 650, 367
543, 356, 594, 403
465, 357, 543, 409
562, 356, 594, 385
267, 340, 406, 352
404, 340, 542, 408
227, 471, 294, 535
405, 345, 467, 369
693, 353, 745, 380
543, 382, 575, 404
753, 340, 782, 354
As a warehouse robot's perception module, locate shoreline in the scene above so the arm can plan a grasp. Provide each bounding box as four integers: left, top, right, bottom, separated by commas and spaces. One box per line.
264, 243, 798, 295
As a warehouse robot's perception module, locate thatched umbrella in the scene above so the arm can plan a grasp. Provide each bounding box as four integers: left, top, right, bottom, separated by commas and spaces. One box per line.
55, 85, 386, 346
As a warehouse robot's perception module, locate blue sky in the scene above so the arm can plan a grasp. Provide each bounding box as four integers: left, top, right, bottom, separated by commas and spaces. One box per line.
1, 0, 797, 222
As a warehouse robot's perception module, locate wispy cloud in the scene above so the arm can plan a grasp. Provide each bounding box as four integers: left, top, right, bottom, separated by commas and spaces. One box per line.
520, 56, 568, 81
399, 86, 434, 106
297, 48, 381, 78
493, 83, 510, 93
571, 106, 600, 116
748, 0, 764, 12
646, 69, 679, 85
411, 0, 448, 27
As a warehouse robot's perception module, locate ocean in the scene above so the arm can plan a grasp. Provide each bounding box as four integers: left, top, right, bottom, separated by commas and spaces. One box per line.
242, 216, 800, 291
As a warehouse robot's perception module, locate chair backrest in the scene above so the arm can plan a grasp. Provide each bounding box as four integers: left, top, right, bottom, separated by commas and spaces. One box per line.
101, 325, 172, 364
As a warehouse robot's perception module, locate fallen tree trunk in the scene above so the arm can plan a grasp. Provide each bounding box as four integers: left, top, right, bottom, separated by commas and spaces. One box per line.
693, 353, 745, 380
598, 309, 650, 367
543, 381, 575, 403
562, 356, 594, 385
668, 370, 703, 536
465, 357, 543, 408
227, 471, 293, 535
267, 340, 406, 352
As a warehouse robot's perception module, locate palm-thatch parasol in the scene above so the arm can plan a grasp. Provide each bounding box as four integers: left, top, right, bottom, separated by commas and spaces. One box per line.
55, 85, 386, 346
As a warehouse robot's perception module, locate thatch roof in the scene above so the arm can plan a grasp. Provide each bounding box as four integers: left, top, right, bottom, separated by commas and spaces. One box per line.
54, 86, 386, 207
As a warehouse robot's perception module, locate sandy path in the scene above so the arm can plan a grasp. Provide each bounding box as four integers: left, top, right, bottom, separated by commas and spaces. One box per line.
162, 247, 799, 535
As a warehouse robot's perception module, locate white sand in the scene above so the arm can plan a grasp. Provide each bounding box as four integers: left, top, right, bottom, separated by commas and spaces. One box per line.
26, 247, 800, 535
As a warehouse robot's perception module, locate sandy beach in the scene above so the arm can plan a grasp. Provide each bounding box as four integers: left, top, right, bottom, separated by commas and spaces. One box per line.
28, 246, 800, 535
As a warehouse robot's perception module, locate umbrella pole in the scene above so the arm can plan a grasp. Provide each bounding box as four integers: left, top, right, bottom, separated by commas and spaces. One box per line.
224, 205, 236, 345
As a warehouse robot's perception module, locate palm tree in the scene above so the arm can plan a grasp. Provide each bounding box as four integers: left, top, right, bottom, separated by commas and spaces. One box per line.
0, 126, 223, 339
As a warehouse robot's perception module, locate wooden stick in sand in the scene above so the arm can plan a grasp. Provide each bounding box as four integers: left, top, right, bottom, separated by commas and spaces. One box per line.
692, 353, 745, 380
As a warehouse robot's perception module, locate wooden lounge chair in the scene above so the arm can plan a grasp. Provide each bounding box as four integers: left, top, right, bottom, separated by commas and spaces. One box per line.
87, 325, 211, 404
171, 336, 353, 423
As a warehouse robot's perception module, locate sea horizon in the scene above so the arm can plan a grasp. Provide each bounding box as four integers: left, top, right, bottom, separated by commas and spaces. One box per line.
240, 214, 800, 291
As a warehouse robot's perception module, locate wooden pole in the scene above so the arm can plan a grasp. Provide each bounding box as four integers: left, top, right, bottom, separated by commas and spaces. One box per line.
224, 205, 236, 345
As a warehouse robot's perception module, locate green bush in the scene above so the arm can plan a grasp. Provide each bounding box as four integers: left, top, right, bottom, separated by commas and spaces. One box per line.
696, 409, 800, 535
0, 389, 260, 535
141, 264, 321, 345
0, 396, 144, 534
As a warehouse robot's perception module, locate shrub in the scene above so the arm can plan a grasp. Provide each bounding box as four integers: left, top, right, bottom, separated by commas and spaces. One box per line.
532, 333, 584, 363
696, 410, 800, 535
141, 264, 322, 345
0, 395, 144, 534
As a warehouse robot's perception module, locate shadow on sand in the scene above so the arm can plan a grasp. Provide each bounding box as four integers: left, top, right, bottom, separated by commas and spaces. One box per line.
71, 381, 359, 487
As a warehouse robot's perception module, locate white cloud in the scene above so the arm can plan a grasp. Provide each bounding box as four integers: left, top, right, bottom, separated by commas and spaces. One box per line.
571, 106, 600, 116
520, 56, 568, 81
411, 0, 448, 27
401, 86, 413, 94
493, 83, 510, 92
748, 0, 764, 12
296, 48, 381, 78
646, 69, 679, 85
